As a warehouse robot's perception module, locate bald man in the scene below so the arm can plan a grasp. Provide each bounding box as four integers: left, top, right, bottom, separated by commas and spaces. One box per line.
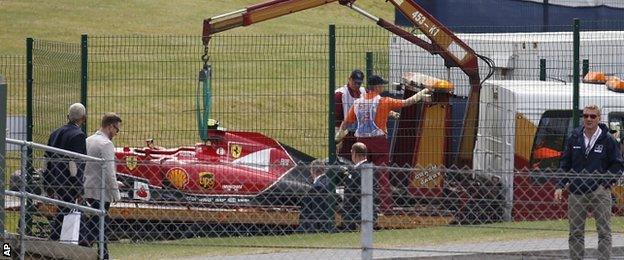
343, 142, 376, 230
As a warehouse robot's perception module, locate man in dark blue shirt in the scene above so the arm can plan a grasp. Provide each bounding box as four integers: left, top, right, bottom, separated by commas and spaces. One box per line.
298, 159, 333, 233
44, 103, 87, 241
342, 142, 377, 231
555, 105, 624, 260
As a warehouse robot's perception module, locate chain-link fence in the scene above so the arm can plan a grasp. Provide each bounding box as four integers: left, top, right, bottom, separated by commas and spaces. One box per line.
4, 139, 107, 259
3, 143, 623, 259
2, 19, 624, 259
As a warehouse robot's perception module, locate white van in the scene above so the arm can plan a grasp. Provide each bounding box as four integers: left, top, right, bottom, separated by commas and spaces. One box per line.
474, 79, 624, 221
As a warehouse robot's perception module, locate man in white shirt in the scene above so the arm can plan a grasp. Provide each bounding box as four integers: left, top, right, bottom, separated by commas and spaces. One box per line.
335, 69, 366, 161
82, 113, 122, 259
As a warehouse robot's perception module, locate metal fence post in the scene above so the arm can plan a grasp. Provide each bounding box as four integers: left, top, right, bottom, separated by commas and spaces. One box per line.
328, 24, 337, 164
365, 52, 373, 80
539, 59, 546, 81
542, 0, 549, 32
99, 161, 105, 260
572, 19, 580, 127
326, 24, 338, 232
360, 164, 374, 260
26, 38, 33, 144
81, 35, 88, 134
0, 75, 6, 234
25, 38, 35, 236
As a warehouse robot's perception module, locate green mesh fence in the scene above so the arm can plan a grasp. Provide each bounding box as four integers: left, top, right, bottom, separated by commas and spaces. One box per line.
84, 28, 404, 159
0, 55, 26, 145
87, 36, 202, 148
335, 26, 391, 82
0, 55, 24, 231
581, 20, 624, 79
87, 34, 332, 158
23, 22, 624, 164
30, 39, 82, 145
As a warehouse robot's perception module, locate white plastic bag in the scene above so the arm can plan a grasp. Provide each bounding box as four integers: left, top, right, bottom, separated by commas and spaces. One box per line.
60, 210, 81, 244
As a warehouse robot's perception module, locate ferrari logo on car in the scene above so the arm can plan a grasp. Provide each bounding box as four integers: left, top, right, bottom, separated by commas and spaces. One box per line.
230, 144, 242, 158
166, 168, 189, 189
126, 156, 138, 171
198, 172, 215, 189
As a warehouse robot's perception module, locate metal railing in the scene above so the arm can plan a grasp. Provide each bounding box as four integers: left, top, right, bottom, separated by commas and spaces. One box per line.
5, 138, 107, 260
3, 137, 624, 259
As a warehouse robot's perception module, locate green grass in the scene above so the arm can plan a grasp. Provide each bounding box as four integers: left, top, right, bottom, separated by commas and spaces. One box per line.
108, 217, 624, 259
0, 0, 393, 55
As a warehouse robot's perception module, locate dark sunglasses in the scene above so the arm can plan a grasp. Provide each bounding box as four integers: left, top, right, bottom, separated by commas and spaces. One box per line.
112, 124, 120, 133
582, 114, 598, 119
353, 81, 363, 86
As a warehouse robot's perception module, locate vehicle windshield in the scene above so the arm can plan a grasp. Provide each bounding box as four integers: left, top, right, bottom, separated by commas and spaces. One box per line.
529, 110, 578, 171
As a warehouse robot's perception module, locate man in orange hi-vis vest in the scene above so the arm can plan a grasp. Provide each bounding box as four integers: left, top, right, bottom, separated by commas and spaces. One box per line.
335, 74, 431, 212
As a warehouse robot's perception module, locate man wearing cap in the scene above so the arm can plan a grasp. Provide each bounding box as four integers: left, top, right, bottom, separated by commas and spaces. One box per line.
335, 69, 366, 160
335, 75, 431, 211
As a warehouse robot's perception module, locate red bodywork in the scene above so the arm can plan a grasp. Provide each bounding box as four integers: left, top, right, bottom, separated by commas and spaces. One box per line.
114, 130, 312, 204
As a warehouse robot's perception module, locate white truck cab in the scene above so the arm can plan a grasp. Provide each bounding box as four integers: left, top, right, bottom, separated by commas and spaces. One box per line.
474, 79, 624, 221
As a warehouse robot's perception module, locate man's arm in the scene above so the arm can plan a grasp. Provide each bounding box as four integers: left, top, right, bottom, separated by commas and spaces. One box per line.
336, 121, 348, 143
555, 136, 573, 201
607, 139, 624, 182
334, 91, 344, 128
102, 141, 121, 202
335, 106, 356, 143
67, 132, 87, 181
402, 88, 432, 107
558, 136, 573, 188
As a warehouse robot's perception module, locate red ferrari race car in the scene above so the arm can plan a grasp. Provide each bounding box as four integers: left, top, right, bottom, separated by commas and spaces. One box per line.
114, 127, 316, 207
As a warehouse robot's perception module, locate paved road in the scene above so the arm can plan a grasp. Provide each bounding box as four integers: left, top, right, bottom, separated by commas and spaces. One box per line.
180, 234, 624, 260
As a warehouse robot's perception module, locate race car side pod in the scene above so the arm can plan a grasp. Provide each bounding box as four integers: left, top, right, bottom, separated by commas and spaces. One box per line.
197, 64, 212, 142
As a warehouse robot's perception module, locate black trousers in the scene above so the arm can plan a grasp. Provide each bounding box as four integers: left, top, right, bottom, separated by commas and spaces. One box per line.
298, 190, 334, 233
85, 199, 111, 260
343, 171, 378, 231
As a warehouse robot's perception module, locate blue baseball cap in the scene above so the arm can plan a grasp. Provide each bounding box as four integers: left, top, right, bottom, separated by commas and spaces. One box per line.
350, 69, 364, 84
367, 75, 388, 86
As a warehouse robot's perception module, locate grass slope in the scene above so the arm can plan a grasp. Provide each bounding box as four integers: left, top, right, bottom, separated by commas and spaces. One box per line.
0, 0, 392, 55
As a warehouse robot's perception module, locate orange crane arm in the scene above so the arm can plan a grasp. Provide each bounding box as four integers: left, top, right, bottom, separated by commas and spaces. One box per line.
202, 0, 488, 167
203, 0, 339, 45
202, 0, 477, 69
